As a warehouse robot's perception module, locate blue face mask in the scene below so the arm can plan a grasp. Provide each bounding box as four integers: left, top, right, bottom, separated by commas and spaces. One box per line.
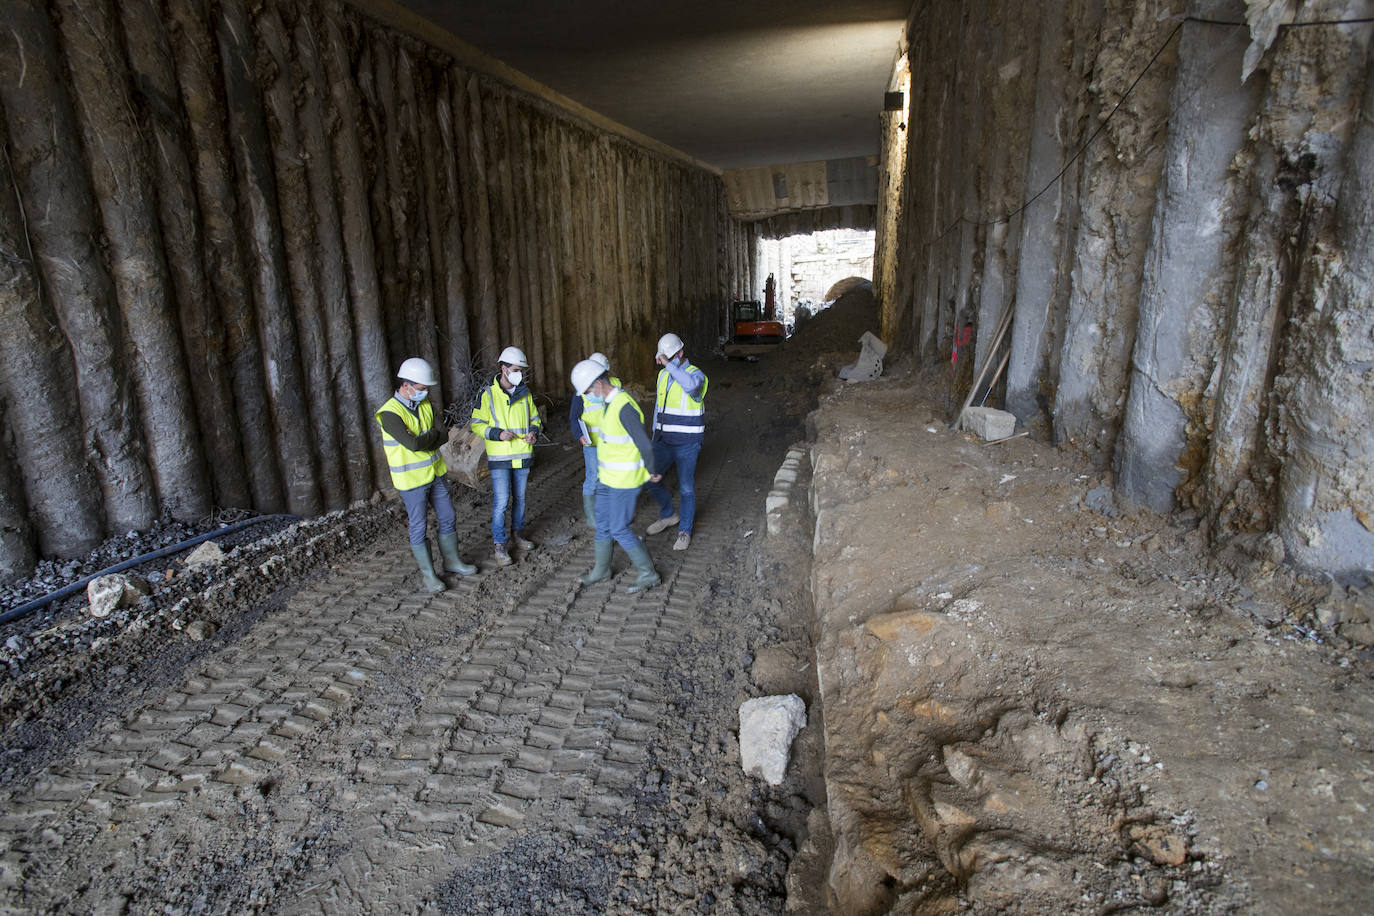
410, 388, 428, 403
586, 393, 604, 406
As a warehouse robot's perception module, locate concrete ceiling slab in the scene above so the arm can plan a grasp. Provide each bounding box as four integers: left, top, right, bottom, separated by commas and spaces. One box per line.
396, 0, 910, 170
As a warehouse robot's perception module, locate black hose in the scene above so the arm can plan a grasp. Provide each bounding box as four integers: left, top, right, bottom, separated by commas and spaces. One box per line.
0, 514, 300, 629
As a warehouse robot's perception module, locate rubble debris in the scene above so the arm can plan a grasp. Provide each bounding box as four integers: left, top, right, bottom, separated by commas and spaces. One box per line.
86, 574, 150, 619
183, 541, 225, 568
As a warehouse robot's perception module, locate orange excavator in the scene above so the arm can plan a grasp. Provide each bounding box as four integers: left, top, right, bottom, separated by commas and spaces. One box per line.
724, 274, 786, 358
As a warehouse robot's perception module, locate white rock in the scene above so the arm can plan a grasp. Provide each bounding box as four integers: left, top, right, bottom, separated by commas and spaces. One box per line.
86, 574, 149, 618
767, 510, 785, 536
765, 492, 790, 513
183, 540, 226, 568
739, 694, 807, 785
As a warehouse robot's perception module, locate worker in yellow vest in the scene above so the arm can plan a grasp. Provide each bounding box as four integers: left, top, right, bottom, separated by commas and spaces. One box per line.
569, 351, 621, 527
470, 346, 542, 566
570, 359, 661, 592
646, 332, 708, 551
375, 357, 477, 592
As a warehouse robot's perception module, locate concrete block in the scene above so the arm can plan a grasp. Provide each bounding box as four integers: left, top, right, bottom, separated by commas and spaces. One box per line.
962, 407, 1016, 441
774, 468, 798, 486
766, 492, 790, 513
767, 511, 784, 536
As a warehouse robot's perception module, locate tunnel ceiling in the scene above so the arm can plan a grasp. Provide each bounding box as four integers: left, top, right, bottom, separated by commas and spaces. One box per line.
394, 0, 910, 170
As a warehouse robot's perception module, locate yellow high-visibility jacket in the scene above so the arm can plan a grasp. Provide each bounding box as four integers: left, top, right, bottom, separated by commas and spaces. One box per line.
470, 376, 541, 469
580, 375, 622, 446
597, 389, 650, 489
376, 396, 446, 490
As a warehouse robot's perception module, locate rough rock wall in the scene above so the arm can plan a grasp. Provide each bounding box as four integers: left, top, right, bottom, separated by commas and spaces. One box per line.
878, 0, 1374, 578
0, 0, 747, 580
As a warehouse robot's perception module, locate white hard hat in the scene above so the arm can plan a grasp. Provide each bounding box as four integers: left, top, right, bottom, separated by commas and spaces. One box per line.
498, 346, 529, 367
397, 357, 438, 386
589, 352, 610, 372
657, 333, 684, 360
570, 359, 606, 395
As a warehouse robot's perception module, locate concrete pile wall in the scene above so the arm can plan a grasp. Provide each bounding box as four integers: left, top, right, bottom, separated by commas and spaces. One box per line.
0, 0, 753, 580
875, 0, 1374, 578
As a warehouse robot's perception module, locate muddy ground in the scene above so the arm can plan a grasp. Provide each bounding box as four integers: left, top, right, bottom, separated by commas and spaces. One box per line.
1, 289, 1371, 914
0, 296, 868, 914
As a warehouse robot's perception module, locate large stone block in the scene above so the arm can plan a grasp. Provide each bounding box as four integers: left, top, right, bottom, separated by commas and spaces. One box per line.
962, 407, 1016, 441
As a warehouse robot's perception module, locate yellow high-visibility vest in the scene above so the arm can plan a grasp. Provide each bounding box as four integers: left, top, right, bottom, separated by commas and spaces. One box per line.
655, 363, 707, 438
470, 376, 539, 468
581, 375, 622, 445
596, 389, 649, 489
376, 396, 446, 490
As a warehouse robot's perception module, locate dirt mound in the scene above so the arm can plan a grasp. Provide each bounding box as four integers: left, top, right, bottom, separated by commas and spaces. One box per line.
786, 288, 879, 363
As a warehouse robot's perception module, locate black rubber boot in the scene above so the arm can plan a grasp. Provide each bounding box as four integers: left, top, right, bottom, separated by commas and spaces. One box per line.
437, 532, 477, 576
582, 493, 596, 528
410, 543, 446, 593
579, 539, 613, 584
625, 543, 660, 594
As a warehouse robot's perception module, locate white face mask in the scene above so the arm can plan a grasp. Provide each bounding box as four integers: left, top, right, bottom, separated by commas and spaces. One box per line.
409, 386, 428, 402
507, 369, 524, 386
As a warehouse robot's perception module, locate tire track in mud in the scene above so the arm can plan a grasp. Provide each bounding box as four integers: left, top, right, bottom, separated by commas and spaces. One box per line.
284, 436, 743, 914
0, 435, 753, 913
0, 447, 584, 912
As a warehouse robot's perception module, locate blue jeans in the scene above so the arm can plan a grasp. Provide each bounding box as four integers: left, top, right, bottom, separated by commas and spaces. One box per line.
400, 479, 456, 545
646, 439, 701, 533
595, 482, 643, 553
582, 444, 598, 495
489, 465, 529, 544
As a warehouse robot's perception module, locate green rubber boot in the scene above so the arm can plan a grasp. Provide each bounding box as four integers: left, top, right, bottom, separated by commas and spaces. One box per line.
582, 493, 597, 529
625, 543, 661, 594
579, 539, 613, 585
410, 543, 446, 593
437, 532, 477, 576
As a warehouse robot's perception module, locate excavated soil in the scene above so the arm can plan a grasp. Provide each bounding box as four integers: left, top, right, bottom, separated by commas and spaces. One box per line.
1, 289, 1369, 914
798, 345, 1374, 914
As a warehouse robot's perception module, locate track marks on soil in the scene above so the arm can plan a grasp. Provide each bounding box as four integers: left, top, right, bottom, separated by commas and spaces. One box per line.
0, 441, 752, 912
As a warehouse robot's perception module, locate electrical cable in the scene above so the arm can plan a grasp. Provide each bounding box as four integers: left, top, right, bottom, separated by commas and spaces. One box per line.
0, 514, 300, 628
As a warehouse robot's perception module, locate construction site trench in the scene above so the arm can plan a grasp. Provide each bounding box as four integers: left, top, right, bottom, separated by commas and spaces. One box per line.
2, 291, 1372, 914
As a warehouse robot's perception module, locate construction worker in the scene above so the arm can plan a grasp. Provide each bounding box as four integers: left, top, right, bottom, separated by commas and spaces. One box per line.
569, 352, 619, 527
646, 332, 708, 551
470, 346, 542, 566
375, 357, 476, 593
570, 359, 660, 593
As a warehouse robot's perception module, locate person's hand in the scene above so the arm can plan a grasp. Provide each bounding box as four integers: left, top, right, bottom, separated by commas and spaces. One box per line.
523, 432, 537, 445
579, 435, 590, 447
649, 474, 662, 482
655, 353, 667, 367
499, 430, 516, 441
